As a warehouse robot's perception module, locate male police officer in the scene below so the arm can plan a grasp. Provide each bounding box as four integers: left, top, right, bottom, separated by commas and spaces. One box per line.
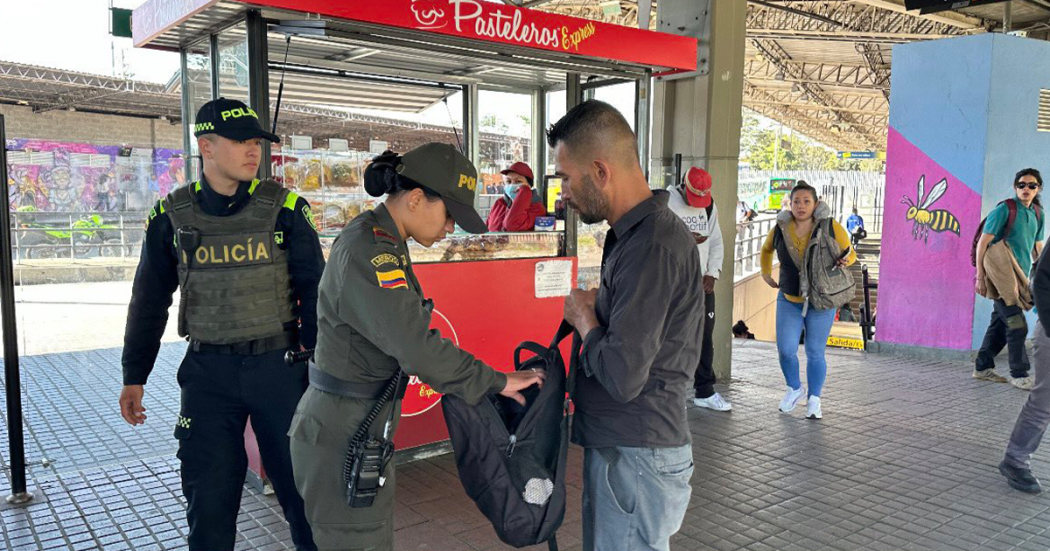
119, 98, 321, 551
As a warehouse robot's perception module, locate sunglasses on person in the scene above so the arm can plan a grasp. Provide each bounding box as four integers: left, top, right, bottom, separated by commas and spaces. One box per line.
1015, 182, 1041, 190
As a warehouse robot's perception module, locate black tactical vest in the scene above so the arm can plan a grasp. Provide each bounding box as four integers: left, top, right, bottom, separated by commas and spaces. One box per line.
165, 179, 296, 345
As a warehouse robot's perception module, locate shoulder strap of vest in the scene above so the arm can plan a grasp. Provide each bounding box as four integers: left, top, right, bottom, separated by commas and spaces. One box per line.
248, 179, 289, 223
164, 185, 195, 228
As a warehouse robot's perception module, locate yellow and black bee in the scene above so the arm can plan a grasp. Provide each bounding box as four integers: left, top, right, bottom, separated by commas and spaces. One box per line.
901, 175, 961, 243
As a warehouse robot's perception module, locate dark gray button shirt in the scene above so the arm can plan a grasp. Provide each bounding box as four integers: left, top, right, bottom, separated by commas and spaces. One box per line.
572, 190, 705, 449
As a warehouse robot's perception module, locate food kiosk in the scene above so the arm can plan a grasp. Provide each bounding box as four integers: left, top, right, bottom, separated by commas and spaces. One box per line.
132, 0, 697, 485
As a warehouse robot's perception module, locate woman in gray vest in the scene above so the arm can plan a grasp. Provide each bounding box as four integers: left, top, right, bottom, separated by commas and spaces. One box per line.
759, 182, 856, 420
288, 143, 545, 551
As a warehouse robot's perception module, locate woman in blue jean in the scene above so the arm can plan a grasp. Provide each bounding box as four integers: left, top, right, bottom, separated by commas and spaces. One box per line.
760, 182, 856, 419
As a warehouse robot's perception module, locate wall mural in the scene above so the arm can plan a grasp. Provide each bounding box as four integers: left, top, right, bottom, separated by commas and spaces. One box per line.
876, 127, 981, 350
4, 139, 183, 213
901, 175, 961, 243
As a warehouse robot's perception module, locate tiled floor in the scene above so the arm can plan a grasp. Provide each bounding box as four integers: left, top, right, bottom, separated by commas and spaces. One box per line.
3, 338, 1050, 550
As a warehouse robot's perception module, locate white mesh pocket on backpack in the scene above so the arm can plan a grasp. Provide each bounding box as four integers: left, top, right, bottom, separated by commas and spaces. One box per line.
523, 477, 554, 505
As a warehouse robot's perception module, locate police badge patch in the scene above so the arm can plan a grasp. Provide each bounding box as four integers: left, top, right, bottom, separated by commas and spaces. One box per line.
302, 205, 318, 232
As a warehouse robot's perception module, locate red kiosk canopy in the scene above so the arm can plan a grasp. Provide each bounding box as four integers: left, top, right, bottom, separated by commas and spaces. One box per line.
133, 0, 697, 73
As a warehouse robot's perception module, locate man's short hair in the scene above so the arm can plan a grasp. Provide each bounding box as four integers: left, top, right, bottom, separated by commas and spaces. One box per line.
547, 100, 638, 165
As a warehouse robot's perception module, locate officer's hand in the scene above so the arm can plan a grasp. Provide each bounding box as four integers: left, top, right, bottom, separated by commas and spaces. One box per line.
500, 369, 546, 406
119, 385, 147, 426
762, 274, 779, 289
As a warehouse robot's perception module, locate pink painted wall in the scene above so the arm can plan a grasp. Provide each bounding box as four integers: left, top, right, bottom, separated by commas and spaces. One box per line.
876, 128, 981, 349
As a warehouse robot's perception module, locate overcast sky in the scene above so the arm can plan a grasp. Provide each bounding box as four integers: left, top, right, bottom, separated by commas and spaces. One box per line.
0, 0, 181, 83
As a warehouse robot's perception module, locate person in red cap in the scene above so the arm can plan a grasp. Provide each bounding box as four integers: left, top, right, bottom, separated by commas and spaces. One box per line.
487, 161, 548, 231
667, 166, 732, 412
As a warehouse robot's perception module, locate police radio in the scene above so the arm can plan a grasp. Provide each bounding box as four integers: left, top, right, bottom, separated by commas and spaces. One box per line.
175, 226, 202, 338
343, 370, 406, 508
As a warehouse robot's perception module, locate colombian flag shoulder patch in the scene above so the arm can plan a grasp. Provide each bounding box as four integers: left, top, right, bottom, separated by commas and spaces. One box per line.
376, 269, 409, 290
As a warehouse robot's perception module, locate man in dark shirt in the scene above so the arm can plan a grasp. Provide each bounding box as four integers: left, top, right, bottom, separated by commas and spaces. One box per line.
553, 100, 703, 551
118, 98, 321, 551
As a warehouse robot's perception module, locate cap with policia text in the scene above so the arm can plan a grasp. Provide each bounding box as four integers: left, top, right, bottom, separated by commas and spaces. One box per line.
193, 97, 281, 143
397, 143, 487, 234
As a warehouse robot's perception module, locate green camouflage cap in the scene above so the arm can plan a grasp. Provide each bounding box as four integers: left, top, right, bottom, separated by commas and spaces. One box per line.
397, 143, 486, 234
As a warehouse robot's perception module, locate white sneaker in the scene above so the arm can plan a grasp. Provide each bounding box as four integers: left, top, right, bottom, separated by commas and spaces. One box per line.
806, 396, 822, 419
693, 392, 732, 411
1012, 376, 1035, 391
779, 386, 806, 413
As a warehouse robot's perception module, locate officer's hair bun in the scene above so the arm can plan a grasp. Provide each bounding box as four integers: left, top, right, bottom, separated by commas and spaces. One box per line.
364, 151, 400, 197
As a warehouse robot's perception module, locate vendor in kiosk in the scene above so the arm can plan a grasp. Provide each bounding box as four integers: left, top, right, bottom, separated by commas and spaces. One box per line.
486, 161, 547, 231
288, 144, 546, 551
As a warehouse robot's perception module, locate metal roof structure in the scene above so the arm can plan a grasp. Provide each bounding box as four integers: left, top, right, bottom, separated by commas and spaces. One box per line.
541, 0, 1050, 152
0, 60, 530, 153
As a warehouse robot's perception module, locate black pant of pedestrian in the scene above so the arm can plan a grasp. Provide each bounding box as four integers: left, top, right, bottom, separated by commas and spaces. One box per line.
694, 291, 717, 399
976, 298, 1031, 379
175, 348, 316, 551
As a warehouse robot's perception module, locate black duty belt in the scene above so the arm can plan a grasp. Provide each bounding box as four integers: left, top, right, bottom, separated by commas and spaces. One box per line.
309, 361, 408, 400
189, 332, 295, 356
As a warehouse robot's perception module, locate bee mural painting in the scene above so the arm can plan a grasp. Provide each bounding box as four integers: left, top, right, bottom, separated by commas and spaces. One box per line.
901, 175, 961, 243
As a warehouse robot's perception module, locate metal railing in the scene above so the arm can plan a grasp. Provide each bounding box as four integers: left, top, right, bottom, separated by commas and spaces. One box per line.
9, 211, 146, 262
860, 264, 878, 349
734, 214, 777, 281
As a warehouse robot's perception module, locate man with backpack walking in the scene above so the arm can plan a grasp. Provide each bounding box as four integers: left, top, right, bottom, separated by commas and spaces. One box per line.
553, 100, 702, 551
974, 168, 1045, 390
667, 166, 732, 411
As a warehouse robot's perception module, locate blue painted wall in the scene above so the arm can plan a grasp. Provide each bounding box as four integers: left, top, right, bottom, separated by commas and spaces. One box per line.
890, 34, 993, 195
971, 34, 1050, 349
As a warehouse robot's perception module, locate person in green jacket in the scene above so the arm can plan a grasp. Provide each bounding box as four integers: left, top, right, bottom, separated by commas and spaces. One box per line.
288, 143, 545, 551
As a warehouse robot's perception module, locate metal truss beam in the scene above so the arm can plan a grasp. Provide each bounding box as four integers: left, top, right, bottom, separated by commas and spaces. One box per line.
744, 59, 888, 91
746, 28, 956, 43
750, 39, 885, 149
743, 89, 873, 151
856, 43, 892, 101
0, 61, 170, 96
848, 0, 987, 30
746, 1, 979, 35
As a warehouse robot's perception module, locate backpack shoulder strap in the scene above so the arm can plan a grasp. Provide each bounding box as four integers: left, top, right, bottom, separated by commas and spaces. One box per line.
705, 203, 714, 219
1001, 199, 1019, 241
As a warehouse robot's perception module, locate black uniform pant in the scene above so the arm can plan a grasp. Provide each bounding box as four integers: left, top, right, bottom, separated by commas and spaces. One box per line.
694, 291, 717, 399
976, 298, 1031, 379
175, 349, 316, 551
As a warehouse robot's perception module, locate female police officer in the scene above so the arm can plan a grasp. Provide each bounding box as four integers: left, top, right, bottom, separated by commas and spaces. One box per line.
289, 143, 545, 550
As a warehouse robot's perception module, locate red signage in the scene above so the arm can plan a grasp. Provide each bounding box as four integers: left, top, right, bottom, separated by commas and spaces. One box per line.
134, 0, 697, 71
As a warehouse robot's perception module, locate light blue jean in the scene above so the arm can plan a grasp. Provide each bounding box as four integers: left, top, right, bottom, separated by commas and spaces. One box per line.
582, 445, 693, 551
776, 293, 837, 397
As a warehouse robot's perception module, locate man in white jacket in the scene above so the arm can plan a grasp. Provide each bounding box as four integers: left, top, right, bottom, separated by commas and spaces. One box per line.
668, 167, 731, 411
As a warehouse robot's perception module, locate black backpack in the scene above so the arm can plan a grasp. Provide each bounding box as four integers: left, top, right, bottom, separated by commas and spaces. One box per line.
970, 198, 1043, 267
442, 322, 579, 550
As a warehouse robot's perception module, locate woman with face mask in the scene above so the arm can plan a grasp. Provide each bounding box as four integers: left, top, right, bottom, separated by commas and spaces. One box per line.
486, 161, 548, 231
760, 181, 856, 420
289, 144, 545, 551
